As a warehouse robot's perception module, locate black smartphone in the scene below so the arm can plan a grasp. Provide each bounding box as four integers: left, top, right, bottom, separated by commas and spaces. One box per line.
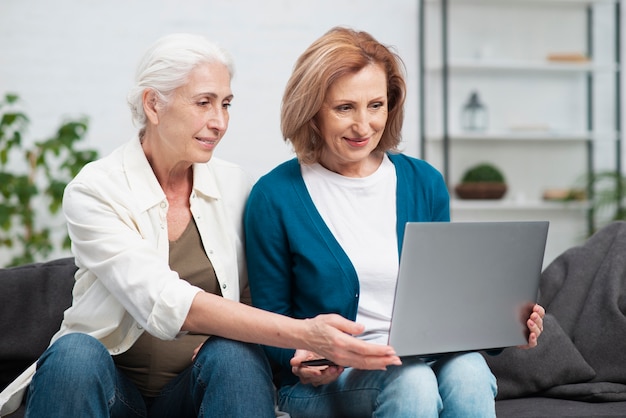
300, 358, 338, 367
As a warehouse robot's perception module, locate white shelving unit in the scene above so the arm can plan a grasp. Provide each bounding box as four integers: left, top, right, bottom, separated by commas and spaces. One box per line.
418, 0, 621, 267
427, 58, 617, 73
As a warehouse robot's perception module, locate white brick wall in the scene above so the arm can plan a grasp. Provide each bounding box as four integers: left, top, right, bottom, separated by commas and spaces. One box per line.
0, 0, 420, 180
1, 0, 625, 267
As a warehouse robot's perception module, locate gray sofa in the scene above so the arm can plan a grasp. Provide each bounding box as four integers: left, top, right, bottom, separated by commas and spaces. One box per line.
3, 223, 626, 416
483, 220, 626, 416
0, 258, 76, 417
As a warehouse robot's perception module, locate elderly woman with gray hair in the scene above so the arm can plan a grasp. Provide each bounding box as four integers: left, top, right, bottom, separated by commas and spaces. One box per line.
19, 33, 399, 418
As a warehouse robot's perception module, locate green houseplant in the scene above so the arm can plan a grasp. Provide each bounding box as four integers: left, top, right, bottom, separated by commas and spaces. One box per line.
455, 163, 507, 200
0, 93, 99, 266
583, 170, 626, 233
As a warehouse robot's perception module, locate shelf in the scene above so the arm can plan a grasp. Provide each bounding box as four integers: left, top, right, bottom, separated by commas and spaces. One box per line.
425, 131, 619, 142
451, 199, 590, 211
426, 59, 619, 73
425, 0, 617, 5
420, 0, 621, 236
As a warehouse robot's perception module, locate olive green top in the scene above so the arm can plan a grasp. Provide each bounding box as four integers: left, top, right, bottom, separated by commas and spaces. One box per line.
114, 220, 218, 397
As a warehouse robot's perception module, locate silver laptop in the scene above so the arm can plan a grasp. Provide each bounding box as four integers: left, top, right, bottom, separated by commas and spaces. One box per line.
388, 221, 548, 357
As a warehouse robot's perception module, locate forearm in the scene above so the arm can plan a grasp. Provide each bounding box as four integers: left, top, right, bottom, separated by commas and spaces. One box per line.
182, 292, 401, 370
182, 292, 309, 350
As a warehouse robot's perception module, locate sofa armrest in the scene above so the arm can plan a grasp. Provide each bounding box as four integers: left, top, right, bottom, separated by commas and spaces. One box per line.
0, 258, 77, 391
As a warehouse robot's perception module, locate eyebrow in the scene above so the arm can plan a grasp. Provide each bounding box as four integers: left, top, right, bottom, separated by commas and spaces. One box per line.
193, 92, 234, 101
328, 96, 386, 104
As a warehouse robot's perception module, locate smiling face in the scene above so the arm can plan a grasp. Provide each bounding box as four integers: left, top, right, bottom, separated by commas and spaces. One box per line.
316, 63, 389, 177
145, 61, 233, 168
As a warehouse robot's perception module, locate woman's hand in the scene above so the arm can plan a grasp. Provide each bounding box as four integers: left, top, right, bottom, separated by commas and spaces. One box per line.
291, 349, 344, 386
182, 294, 401, 368
301, 314, 402, 370
518, 303, 545, 349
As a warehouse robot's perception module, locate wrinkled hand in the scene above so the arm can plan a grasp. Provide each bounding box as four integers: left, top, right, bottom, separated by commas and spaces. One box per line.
518, 304, 545, 349
291, 349, 344, 386
302, 314, 401, 370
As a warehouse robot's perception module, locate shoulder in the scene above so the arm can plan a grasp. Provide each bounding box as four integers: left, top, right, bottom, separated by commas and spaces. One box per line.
194, 157, 253, 205
246, 159, 304, 213
62, 141, 141, 220
252, 158, 301, 191
69, 142, 127, 187
387, 152, 444, 180
387, 152, 437, 172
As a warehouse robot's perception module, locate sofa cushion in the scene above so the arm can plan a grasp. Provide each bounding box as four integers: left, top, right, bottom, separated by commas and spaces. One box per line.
0, 258, 77, 391
483, 314, 596, 400
496, 397, 626, 417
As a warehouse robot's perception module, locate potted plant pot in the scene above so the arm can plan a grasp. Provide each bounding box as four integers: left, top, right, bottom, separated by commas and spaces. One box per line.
455, 163, 507, 200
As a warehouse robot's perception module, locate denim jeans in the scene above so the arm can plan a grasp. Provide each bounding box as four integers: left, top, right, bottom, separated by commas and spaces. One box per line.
26, 333, 276, 418
278, 352, 497, 418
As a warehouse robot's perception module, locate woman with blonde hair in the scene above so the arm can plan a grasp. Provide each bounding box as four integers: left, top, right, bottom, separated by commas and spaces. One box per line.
245, 27, 545, 417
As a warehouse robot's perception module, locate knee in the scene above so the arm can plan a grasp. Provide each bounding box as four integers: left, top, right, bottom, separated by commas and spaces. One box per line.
387, 360, 441, 402
190, 337, 274, 409
36, 333, 113, 384
438, 353, 497, 397
435, 353, 497, 417
193, 337, 271, 380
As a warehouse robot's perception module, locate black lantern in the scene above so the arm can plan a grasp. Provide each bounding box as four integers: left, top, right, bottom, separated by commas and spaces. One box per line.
461, 91, 488, 132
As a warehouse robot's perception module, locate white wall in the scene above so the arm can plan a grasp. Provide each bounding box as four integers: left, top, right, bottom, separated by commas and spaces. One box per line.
1, 0, 625, 266
0, 0, 421, 181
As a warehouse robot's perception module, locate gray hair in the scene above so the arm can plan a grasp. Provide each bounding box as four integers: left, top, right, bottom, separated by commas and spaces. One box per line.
127, 33, 235, 128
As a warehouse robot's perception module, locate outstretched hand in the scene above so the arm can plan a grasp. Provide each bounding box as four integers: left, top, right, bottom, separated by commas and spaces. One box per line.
301, 314, 402, 370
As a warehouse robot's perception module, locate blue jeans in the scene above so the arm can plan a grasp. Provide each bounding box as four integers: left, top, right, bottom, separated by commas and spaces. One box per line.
278, 352, 497, 418
26, 333, 275, 418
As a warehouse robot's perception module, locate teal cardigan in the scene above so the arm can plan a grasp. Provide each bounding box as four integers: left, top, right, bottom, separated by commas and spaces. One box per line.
244, 153, 450, 386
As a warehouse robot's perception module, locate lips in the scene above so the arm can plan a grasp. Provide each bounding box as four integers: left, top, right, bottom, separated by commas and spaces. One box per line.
196, 137, 218, 147
345, 137, 369, 147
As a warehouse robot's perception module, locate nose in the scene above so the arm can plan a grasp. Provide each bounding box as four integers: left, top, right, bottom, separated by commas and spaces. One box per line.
352, 109, 369, 136
207, 107, 228, 133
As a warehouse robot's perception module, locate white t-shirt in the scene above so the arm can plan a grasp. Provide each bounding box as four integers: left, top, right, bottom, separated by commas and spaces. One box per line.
302, 155, 398, 345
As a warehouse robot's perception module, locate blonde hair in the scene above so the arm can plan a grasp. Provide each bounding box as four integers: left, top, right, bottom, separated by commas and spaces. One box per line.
281, 27, 406, 164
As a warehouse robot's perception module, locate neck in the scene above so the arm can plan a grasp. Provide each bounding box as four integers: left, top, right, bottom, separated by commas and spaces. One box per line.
141, 131, 193, 192
319, 152, 384, 178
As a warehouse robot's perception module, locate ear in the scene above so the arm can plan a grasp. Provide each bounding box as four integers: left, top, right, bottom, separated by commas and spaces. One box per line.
142, 89, 160, 125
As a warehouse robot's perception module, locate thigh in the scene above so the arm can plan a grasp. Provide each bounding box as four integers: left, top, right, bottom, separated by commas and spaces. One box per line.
433, 352, 497, 418
149, 337, 275, 418
278, 369, 382, 418
279, 358, 441, 418
27, 333, 146, 418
